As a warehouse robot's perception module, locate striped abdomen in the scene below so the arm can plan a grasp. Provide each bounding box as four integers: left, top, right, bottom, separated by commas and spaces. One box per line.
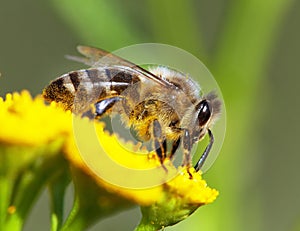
43, 66, 141, 113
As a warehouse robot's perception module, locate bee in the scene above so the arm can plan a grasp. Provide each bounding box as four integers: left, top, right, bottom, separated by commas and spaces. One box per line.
43, 46, 221, 172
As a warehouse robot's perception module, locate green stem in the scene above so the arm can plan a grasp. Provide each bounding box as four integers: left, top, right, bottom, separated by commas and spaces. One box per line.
0, 139, 66, 231
0, 176, 10, 228
0, 176, 21, 231
7, 155, 64, 225
49, 168, 70, 231
60, 167, 133, 231
60, 197, 86, 231
2, 218, 22, 231
60, 195, 111, 231
134, 224, 159, 231
134, 218, 161, 231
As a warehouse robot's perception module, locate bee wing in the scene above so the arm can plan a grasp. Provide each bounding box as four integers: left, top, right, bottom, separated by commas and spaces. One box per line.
66, 45, 172, 87
77, 45, 136, 67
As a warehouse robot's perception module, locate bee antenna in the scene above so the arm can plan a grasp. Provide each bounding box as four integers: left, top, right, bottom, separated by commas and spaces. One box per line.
194, 129, 214, 171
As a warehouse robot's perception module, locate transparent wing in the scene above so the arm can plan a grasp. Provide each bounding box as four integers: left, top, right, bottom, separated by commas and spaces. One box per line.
66, 45, 172, 87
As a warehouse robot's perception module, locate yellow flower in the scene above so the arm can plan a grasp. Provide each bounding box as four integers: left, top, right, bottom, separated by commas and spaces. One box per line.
0, 91, 218, 230
0, 90, 72, 146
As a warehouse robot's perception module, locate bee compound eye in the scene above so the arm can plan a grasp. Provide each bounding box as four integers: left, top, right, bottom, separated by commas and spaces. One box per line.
197, 100, 211, 126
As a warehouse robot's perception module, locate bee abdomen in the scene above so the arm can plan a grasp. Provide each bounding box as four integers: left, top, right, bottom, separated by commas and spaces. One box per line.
43, 77, 75, 110
69, 72, 80, 91
43, 67, 142, 113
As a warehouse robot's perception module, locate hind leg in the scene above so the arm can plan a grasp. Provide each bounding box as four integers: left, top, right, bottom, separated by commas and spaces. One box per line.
194, 129, 214, 172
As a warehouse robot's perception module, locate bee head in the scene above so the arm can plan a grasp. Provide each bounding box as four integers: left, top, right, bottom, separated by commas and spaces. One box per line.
196, 92, 221, 129
188, 92, 221, 143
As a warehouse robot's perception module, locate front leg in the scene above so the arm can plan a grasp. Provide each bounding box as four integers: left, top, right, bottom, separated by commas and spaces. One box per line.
182, 129, 192, 167
194, 129, 214, 171
182, 129, 193, 178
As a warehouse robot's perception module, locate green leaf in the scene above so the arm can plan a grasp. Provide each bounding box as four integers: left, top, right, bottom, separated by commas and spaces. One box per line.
49, 163, 70, 231
60, 167, 133, 231
0, 140, 66, 231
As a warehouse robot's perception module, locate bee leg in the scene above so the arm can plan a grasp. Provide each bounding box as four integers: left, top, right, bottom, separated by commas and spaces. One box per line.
194, 129, 214, 172
153, 120, 167, 171
169, 138, 180, 160
182, 129, 193, 178
94, 97, 122, 119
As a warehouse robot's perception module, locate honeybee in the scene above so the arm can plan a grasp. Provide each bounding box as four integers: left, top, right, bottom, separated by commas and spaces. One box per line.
43, 46, 221, 172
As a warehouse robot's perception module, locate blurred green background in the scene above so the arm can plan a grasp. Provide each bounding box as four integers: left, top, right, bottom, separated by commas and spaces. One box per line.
1, 0, 300, 230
